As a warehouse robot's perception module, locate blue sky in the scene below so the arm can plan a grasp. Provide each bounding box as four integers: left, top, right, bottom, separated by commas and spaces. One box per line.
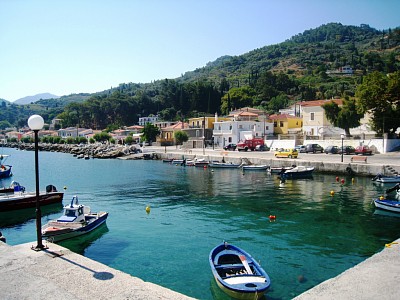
1, 0, 399, 102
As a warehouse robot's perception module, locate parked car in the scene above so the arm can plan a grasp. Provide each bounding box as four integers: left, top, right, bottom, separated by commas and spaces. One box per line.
324, 145, 339, 154
274, 148, 298, 158
338, 145, 356, 155
223, 143, 237, 151
294, 145, 306, 153
355, 145, 373, 155
255, 144, 270, 151
305, 144, 324, 153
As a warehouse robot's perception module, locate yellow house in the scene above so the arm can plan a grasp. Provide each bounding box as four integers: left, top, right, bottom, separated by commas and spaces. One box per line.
269, 114, 303, 135
300, 99, 343, 136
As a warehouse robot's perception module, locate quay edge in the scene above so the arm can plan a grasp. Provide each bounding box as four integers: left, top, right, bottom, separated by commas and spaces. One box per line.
0, 241, 195, 300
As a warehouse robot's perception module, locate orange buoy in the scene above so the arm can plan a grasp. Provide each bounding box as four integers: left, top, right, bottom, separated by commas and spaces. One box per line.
336, 176, 339, 182
269, 215, 276, 221
341, 179, 345, 184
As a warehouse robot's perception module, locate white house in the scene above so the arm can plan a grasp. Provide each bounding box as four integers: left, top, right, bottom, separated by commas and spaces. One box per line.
213, 120, 274, 147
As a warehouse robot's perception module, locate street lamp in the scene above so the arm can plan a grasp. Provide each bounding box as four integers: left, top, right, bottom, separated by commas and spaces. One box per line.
341, 134, 344, 163
28, 114, 45, 251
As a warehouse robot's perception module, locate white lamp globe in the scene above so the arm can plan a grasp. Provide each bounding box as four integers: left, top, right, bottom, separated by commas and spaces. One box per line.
28, 115, 44, 130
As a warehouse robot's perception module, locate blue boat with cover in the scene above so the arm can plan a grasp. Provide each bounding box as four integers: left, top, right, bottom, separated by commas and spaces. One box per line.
209, 242, 271, 299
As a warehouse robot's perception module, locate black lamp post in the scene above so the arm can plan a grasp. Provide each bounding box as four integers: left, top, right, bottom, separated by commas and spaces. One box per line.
341, 134, 344, 163
28, 114, 45, 251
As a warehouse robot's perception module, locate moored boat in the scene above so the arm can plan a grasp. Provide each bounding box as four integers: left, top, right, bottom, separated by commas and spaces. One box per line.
209, 242, 271, 299
42, 195, 108, 242
209, 162, 241, 169
373, 197, 400, 213
386, 183, 400, 198
372, 173, 400, 183
0, 182, 64, 212
269, 166, 294, 174
194, 158, 209, 167
282, 166, 314, 179
242, 165, 269, 171
0, 154, 12, 179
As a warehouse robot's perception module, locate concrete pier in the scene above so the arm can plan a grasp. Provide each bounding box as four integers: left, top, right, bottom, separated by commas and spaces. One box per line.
0, 241, 195, 300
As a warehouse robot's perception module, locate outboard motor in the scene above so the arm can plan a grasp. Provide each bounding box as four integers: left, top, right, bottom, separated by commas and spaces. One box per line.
46, 185, 58, 193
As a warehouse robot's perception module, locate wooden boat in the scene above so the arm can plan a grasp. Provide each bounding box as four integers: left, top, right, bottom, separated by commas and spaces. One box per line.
209, 162, 241, 169
209, 242, 271, 299
42, 195, 108, 242
373, 197, 400, 213
0, 154, 12, 179
371, 173, 400, 183
0, 182, 64, 212
282, 166, 314, 179
242, 165, 269, 171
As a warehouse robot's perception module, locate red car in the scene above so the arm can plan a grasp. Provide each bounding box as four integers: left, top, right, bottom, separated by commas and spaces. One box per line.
355, 145, 372, 155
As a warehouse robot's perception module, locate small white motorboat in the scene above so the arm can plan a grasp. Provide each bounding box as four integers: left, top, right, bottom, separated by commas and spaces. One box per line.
42, 195, 108, 242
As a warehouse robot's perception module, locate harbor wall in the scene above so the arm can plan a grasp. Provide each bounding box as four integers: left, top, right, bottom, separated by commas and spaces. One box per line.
156, 152, 384, 177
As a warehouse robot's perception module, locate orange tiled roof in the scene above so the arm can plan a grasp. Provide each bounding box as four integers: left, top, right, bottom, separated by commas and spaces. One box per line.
269, 114, 300, 120
298, 99, 343, 107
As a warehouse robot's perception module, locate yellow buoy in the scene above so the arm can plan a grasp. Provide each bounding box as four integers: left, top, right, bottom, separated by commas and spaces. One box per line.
379, 195, 384, 200
330, 190, 335, 196
352, 178, 355, 184
145, 206, 151, 214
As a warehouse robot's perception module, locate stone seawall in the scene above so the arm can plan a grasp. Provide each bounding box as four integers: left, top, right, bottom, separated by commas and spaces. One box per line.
155, 152, 385, 177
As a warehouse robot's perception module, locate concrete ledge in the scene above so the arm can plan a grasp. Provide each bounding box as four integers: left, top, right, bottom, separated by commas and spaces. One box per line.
0, 241, 195, 300
293, 238, 400, 300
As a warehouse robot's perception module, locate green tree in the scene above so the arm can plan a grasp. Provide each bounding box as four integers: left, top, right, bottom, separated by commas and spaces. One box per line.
355, 71, 400, 135
93, 132, 111, 142
141, 123, 160, 143
174, 130, 188, 145
220, 86, 256, 114
322, 98, 363, 136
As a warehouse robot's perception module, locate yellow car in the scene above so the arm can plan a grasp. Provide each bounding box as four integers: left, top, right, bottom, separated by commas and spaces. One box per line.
274, 148, 298, 158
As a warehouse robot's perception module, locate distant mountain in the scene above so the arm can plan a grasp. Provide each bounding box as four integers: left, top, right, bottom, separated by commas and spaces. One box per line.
14, 93, 60, 105
0, 98, 9, 105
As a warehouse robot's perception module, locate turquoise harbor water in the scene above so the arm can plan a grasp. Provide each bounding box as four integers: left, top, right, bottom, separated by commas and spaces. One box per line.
1, 147, 399, 299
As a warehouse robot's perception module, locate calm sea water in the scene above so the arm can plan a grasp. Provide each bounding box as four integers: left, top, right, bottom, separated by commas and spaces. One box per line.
1, 147, 399, 299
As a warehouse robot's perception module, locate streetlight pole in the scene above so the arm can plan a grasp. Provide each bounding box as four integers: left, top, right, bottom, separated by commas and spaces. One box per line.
341, 134, 344, 163
28, 115, 45, 251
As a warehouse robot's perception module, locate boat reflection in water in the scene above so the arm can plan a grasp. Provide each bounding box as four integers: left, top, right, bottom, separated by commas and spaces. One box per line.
57, 223, 109, 255
0, 202, 63, 228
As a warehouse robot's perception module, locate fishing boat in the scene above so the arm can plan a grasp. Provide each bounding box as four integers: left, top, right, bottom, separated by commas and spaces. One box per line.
42, 195, 108, 242
0, 154, 12, 179
242, 165, 269, 171
371, 173, 400, 183
282, 166, 314, 179
209, 242, 271, 299
373, 197, 400, 214
209, 162, 241, 169
0, 182, 64, 212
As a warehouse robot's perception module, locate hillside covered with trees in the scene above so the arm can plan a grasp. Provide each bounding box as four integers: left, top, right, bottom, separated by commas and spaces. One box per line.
1, 23, 399, 134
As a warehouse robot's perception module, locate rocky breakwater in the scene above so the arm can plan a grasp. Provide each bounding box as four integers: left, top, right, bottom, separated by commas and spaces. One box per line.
5, 142, 142, 159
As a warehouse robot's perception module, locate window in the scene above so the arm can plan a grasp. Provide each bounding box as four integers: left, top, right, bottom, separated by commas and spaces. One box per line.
274, 122, 277, 127
311, 113, 315, 121
280, 121, 284, 127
